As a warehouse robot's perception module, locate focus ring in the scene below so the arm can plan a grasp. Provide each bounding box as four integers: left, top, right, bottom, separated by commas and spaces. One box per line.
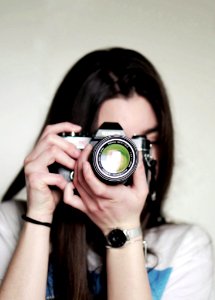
91, 135, 138, 184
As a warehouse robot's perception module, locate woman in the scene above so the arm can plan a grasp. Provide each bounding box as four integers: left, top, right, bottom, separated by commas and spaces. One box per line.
0, 48, 213, 300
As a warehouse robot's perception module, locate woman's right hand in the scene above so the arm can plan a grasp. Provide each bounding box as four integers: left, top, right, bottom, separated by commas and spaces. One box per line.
24, 122, 81, 223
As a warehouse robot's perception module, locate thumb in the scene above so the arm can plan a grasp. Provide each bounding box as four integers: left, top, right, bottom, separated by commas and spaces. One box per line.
63, 183, 87, 213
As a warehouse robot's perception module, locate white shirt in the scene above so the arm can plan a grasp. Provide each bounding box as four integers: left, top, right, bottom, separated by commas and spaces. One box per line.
0, 200, 214, 299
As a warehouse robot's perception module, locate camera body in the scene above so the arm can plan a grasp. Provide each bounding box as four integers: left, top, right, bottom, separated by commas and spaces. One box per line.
51, 122, 153, 185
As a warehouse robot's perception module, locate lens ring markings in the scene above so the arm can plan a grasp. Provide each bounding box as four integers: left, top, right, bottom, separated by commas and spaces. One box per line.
91, 136, 138, 184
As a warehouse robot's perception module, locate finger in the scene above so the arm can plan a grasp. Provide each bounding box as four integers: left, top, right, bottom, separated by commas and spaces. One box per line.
78, 143, 93, 164
26, 134, 81, 163
72, 169, 104, 215
82, 161, 111, 199
73, 147, 106, 208
75, 144, 119, 201
26, 172, 68, 191
25, 146, 76, 175
40, 122, 82, 140
74, 144, 93, 189
73, 155, 95, 201
63, 182, 87, 213
74, 144, 107, 198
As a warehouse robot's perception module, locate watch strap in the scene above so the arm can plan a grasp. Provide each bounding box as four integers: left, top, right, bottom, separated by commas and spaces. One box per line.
123, 227, 142, 240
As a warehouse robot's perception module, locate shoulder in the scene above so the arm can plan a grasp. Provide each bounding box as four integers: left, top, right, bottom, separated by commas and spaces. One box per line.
146, 223, 212, 258
145, 222, 213, 269
145, 223, 214, 299
145, 222, 211, 242
0, 200, 26, 233
0, 200, 26, 281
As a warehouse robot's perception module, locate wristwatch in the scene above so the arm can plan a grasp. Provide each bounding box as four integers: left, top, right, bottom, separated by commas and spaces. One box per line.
105, 227, 142, 248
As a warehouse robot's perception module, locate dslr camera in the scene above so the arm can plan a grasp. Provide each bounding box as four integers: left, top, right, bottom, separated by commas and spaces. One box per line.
51, 122, 154, 185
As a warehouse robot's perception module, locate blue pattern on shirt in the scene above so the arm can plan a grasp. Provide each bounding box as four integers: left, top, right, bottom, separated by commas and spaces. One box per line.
147, 267, 172, 300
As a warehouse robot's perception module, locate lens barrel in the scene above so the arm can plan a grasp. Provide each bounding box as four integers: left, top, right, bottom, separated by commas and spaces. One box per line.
91, 136, 138, 184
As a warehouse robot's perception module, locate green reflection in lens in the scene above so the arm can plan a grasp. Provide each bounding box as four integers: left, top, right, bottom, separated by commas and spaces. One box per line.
100, 144, 130, 174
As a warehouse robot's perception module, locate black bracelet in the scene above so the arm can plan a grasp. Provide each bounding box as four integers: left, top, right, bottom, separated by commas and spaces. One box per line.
22, 214, 52, 228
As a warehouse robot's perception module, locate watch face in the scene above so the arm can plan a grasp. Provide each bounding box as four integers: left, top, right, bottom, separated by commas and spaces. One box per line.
107, 229, 127, 248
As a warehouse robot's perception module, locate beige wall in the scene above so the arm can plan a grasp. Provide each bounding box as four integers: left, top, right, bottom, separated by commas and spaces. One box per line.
0, 0, 214, 261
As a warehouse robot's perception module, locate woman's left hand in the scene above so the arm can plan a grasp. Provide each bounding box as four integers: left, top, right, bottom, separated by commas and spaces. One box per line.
63, 144, 148, 234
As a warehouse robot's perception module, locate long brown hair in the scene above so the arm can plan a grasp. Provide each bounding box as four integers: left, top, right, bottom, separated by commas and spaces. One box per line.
2, 48, 174, 299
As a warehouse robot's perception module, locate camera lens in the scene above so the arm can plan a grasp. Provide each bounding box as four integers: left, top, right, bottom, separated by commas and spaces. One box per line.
100, 143, 130, 173
91, 136, 138, 184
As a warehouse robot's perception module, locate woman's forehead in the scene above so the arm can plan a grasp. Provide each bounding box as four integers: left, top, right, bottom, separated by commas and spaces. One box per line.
95, 94, 158, 137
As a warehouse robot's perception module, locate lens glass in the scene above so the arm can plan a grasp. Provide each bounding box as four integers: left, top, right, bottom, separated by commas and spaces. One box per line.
100, 144, 130, 174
